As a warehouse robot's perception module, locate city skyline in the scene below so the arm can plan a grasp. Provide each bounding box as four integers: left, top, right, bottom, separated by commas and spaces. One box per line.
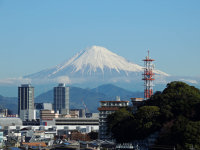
0, 0, 200, 82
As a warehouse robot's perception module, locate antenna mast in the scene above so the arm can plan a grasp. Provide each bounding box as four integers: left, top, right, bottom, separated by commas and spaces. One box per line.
142, 50, 155, 99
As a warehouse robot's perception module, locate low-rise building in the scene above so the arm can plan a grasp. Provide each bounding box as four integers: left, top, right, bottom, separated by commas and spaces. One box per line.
40, 110, 59, 126
0, 109, 8, 117
35, 103, 53, 119
70, 109, 85, 118
55, 117, 99, 126
0, 117, 22, 127
69, 110, 80, 118
131, 98, 144, 113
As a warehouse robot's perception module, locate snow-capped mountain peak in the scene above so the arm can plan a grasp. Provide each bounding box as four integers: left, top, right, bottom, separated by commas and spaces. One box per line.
25, 45, 169, 85
50, 45, 143, 76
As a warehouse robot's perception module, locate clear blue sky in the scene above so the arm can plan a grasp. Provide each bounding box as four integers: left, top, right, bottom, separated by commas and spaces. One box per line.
0, 0, 200, 79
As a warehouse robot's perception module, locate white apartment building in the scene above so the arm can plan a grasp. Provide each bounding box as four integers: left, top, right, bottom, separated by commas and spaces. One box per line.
98, 99, 129, 140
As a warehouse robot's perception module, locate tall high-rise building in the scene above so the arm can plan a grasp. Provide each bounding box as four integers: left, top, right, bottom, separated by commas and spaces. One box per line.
54, 83, 69, 115
18, 84, 35, 121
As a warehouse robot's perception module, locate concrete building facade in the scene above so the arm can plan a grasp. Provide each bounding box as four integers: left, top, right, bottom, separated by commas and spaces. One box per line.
55, 117, 99, 126
131, 98, 144, 113
35, 103, 53, 119
70, 109, 85, 118
54, 83, 69, 115
0, 117, 23, 127
18, 84, 35, 121
40, 110, 59, 126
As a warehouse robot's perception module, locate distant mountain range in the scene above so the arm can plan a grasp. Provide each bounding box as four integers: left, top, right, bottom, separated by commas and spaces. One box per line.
35, 84, 143, 112
0, 95, 18, 114
0, 84, 143, 114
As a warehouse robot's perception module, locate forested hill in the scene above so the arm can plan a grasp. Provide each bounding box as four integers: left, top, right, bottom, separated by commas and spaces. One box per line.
107, 81, 200, 150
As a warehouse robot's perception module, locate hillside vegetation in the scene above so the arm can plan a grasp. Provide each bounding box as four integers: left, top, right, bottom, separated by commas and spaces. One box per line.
107, 81, 200, 150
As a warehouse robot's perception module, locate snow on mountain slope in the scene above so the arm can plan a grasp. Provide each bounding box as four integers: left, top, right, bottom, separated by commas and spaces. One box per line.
48, 46, 144, 77
25, 45, 169, 84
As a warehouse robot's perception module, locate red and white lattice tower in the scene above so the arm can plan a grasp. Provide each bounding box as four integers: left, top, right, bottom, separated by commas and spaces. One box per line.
142, 50, 155, 99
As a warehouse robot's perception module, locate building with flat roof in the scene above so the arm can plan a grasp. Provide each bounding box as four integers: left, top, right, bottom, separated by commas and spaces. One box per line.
55, 117, 99, 126
18, 84, 35, 121
131, 98, 144, 113
70, 109, 85, 118
98, 99, 129, 140
35, 103, 52, 110
0, 117, 22, 127
35, 103, 53, 119
40, 110, 59, 126
54, 83, 69, 115
0, 108, 8, 117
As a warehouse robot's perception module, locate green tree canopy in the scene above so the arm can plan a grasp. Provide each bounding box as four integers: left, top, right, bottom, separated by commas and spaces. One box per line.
106, 81, 200, 149
107, 107, 134, 143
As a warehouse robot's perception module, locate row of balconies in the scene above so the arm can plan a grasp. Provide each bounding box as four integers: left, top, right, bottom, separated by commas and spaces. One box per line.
99, 110, 115, 114
101, 103, 128, 107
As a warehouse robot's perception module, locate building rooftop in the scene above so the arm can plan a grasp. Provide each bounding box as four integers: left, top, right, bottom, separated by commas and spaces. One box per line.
58, 83, 66, 87
100, 101, 129, 103
131, 98, 144, 102
98, 107, 120, 111
22, 142, 47, 147
20, 84, 33, 87
0, 117, 22, 126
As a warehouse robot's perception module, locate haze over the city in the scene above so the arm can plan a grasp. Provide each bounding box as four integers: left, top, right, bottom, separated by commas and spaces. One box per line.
0, 0, 200, 83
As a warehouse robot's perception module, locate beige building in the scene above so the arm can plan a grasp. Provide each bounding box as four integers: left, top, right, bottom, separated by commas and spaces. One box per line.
69, 110, 79, 118
40, 110, 59, 126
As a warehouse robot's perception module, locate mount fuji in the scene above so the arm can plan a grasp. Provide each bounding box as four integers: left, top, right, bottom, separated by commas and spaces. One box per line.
25, 46, 169, 88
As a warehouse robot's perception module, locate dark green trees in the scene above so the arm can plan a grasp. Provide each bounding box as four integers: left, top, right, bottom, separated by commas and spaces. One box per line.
107, 107, 134, 143
106, 81, 200, 150
107, 106, 161, 143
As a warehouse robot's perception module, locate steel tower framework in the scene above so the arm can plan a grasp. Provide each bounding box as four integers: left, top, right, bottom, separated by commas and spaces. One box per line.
142, 50, 155, 99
